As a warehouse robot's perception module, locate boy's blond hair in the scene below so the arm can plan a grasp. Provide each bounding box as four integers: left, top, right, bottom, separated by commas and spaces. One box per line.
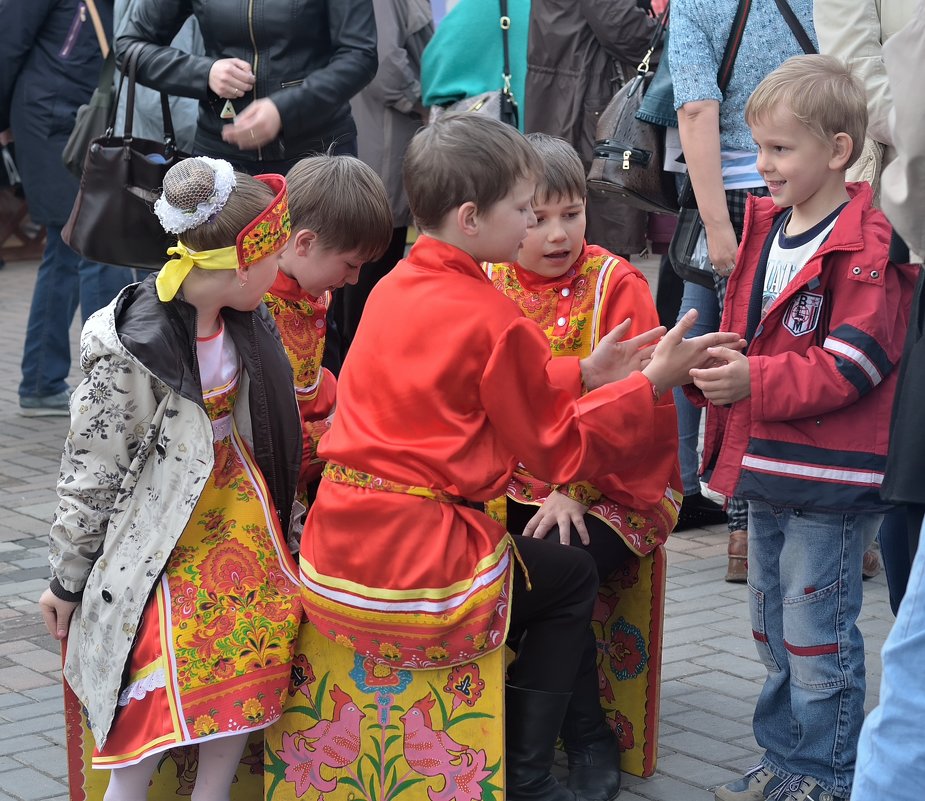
745, 54, 867, 168
403, 114, 540, 231
525, 133, 587, 204
287, 155, 393, 262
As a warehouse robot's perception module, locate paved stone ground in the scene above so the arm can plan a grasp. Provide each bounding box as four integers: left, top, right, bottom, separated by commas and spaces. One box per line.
0, 256, 895, 801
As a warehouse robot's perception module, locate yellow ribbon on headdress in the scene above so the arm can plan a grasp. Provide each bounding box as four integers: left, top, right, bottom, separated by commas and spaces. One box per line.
155, 241, 239, 302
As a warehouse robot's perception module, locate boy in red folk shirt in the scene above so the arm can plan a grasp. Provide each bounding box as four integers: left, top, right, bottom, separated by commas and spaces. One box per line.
691, 56, 917, 801
263, 155, 392, 541
486, 133, 683, 800
300, 114, 742, 801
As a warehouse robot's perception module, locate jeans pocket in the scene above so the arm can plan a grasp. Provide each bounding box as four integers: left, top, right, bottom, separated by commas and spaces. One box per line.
782, 580, 847, 690
748, 581, 781, 672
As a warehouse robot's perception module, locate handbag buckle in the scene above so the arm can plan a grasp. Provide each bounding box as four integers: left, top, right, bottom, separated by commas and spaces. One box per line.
622, 150, 632, 170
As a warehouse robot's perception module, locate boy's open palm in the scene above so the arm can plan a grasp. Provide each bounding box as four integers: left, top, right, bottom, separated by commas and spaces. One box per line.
580, 319, 665, 390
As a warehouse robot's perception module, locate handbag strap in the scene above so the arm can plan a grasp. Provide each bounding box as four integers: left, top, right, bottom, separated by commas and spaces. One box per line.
717, 0, 751, 94
108, 43, 178, 154
636, 6, 669, 77
772, 0, 817, 55
500, 0, 513, 96
83, 0, 110, 59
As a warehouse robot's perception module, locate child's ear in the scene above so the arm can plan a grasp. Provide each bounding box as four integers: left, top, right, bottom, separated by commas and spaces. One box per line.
457, 202, 480, 237
830, 132, 854, 171
292, 228, 318, 256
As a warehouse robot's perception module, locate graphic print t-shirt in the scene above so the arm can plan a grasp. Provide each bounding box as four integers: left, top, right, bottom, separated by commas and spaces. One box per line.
761, 204, 846, 316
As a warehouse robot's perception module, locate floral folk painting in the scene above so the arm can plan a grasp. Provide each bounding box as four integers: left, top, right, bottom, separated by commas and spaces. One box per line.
593, 547, 666, 778
265, 624, 506, 801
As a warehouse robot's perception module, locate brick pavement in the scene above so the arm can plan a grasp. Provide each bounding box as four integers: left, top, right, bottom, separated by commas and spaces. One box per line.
0, 257, 896, 801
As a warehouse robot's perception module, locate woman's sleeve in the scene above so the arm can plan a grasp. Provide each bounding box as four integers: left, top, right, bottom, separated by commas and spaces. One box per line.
48, 353, 159, 599
271, 0, 378, 136
115, 0, 214, 99
668, 0, 722, 109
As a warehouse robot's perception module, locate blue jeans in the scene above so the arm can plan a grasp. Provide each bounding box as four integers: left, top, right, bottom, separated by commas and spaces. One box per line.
853, 516, 925, 801
747, 501, 882, 797
19, 226, 129, 399
673, 279, 719, 495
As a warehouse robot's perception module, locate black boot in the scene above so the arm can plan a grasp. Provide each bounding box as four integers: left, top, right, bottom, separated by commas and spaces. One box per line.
561, 652, 622, 801
505, 684, 578, 801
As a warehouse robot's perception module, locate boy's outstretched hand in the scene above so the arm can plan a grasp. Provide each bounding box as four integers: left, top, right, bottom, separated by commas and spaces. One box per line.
642, 310, 746, 396
580, 318, 665, 391
690, 346, 751, 404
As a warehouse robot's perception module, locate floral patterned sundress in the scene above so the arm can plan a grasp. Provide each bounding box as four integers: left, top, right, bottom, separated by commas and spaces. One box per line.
93, 327, 302, 768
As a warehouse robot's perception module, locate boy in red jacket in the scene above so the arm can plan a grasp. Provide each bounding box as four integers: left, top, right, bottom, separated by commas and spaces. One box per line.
691, 55, 916, 801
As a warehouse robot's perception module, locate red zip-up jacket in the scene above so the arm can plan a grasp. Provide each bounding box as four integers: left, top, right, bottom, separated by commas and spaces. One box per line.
694, 183, 917, 513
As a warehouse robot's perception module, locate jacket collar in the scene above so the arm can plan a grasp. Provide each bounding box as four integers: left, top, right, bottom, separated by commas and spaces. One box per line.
744, 181, 882, 260
407, 234, 493, 284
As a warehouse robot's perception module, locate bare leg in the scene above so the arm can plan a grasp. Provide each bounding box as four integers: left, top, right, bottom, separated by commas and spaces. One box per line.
102, 753, 160, 801
190, 734, 250, 801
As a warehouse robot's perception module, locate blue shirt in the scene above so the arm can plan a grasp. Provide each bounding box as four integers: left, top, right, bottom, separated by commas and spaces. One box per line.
668, 0, 817, 154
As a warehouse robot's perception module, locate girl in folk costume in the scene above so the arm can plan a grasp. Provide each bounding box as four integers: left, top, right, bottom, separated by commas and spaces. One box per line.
486, 134, 683, 800
38, 157, 304, 800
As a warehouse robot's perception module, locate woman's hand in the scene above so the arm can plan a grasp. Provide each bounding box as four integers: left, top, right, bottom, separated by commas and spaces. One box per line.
221, 99, 282, 149
705, 219, 739, 277
208, 58, 255, 100
523, 491, 590, 546
38, 589, 78, 641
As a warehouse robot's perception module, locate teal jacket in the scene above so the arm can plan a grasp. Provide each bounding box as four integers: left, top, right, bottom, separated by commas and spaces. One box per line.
421, 0, 530, 130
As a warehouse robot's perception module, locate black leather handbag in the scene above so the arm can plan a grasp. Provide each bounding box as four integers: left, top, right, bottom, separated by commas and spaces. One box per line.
62, 44, 187, 271
587, 10, 677, 214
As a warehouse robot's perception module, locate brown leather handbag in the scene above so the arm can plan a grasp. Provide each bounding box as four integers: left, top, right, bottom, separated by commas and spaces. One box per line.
62, 44, 187, 271
587, 10, 678, 215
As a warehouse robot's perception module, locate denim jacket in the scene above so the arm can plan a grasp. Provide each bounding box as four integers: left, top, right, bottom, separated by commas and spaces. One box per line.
636, 28, 677, 128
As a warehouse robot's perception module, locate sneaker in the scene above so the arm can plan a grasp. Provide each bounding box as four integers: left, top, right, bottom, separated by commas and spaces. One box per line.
676, 492, 728, 531
715, 765, 785, 801
19, 390, 71, 417
766, 775, 844, 801
862, 547, 881, 580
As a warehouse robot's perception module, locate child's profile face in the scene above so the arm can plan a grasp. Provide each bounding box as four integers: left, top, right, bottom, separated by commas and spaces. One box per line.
477, 178, 537, 264
283, 234, 366, 298
516, 192, 586, 277
751, 106, 843, 212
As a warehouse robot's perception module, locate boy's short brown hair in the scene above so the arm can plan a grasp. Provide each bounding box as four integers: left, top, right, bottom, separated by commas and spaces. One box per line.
745, 54, 867, 168
403, 114, 540, 230
286, 155, 393, 262
525, 133, 587, 204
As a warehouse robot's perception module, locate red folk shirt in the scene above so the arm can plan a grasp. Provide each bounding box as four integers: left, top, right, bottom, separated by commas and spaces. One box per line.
487, 244, 681, 555
264, 272, 337, 487
301, 236, 668, 668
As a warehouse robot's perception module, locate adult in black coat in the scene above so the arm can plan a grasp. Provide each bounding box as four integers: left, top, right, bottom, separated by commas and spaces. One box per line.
0, 0, 130, 416
116, 0, 378, 173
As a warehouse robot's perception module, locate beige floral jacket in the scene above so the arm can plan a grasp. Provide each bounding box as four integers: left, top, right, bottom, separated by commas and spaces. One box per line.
49, 281, 300, 748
